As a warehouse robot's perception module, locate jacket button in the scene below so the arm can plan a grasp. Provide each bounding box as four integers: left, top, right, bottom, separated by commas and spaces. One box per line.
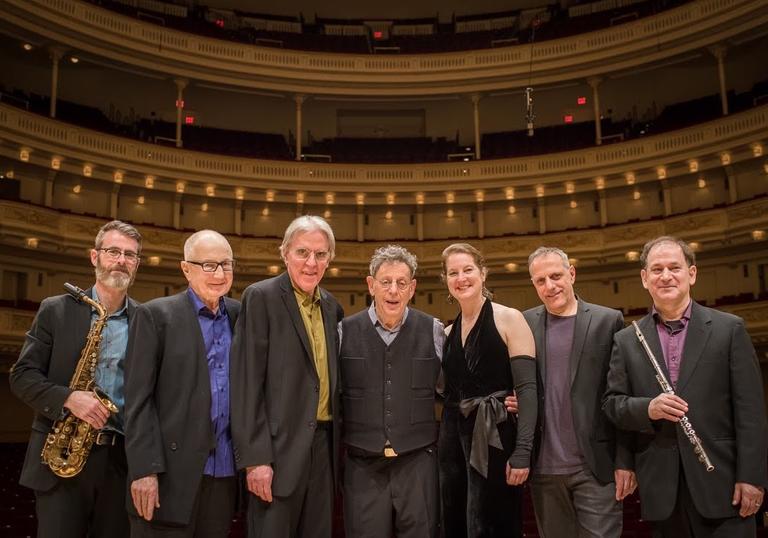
170, 442, 178, 451
309, 421, 316, 429
43, 406, 50, 413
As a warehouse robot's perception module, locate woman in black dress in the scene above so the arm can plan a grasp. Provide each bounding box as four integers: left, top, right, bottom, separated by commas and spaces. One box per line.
439, 243, 537, 538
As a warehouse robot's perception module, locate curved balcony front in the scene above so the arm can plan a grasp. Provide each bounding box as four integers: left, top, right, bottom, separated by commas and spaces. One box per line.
1, 0, 766, 96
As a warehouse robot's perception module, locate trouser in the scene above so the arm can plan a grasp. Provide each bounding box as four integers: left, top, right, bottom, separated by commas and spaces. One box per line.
247, 427, 333, 538
35, 437, 129, 538
439, 406, 523, 538
529, 468, 622, 538
129, 475, 237, 538
343, 444, 439, 538
652, 469, 756, 538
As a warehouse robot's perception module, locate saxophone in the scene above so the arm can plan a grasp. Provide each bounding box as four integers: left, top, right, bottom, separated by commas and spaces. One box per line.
41, 283, 119, 478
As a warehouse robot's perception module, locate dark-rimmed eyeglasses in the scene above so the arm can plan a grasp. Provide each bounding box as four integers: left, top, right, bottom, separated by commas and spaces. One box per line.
186, 260, 236, 272
97, 247, 140, 263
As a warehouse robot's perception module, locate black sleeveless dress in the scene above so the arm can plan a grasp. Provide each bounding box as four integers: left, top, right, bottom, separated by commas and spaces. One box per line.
438, 299, 536, 538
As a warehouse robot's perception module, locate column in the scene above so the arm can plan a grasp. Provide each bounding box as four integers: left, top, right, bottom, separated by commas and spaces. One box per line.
588, 77, 602, 145
537, 198, 547, 234
598, 190, 608, 226
294, 94, 305, 161
725, 166, 738, 203
710, 45, 728, 115
173, 193, 182, 230
476, 201, 485, 238
44, 171, 57, 207
174, 78, 188, 148
471, 93, 482, 159
416, 205, 424, 241
109, 183, 120, 219
356, 206, 365, 242
49, 48, 63, 118
661, 183, 672, 216
234, 199, 243, 235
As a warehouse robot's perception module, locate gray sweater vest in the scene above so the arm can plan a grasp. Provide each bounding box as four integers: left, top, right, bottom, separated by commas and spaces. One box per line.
340, 308, 440, 454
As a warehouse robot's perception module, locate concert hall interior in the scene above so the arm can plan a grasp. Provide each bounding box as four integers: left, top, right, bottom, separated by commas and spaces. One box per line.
0, 0, 767, 536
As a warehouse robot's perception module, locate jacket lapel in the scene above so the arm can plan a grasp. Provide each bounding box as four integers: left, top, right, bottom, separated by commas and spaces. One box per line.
320, 290, 338, 404
279, 273, 314, 363
636, 312, 671, 382
532, 307, 547, 384
568, 300, 591, 386
181, 292, 208, 365
675, 302, 711, 394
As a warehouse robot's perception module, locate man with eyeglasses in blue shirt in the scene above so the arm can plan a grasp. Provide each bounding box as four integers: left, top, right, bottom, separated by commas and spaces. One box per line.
10, 220, 142, 538
124, 229, 240, 537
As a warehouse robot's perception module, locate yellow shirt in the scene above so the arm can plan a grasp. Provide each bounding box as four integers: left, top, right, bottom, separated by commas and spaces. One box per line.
293, 286, 331, 421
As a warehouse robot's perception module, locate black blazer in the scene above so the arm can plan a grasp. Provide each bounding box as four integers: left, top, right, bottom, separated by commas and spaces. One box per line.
525, 299, 632, 484
602, 301, 768, 520
124, 291, 240, 525
9, 289, 138, 492
230, 272, 344, 496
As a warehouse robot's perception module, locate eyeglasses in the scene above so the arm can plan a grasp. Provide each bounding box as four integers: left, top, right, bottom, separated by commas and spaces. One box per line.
375, 278, 412, 291
97, 247, 140, 263
186, 260, 236, 272
292, 248, 330, 262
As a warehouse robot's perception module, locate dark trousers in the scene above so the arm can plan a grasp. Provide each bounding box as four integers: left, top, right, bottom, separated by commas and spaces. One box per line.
247, 428, 333, 538
530, 469, 622, 538
343, 445, 439, 538
129, 475, 237, 538
439, 407, 524, 538
34, 440, 129, 538
653, 469, 756, 538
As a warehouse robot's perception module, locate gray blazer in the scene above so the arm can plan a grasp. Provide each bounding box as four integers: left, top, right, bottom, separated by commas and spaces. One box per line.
602, 301, 768, 520
525, 298, 632, 484
10, 288, 138, 492
230, 272, 344, 496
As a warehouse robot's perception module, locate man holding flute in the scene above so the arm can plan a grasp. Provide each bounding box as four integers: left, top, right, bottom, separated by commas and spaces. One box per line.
602, 236, 767, 537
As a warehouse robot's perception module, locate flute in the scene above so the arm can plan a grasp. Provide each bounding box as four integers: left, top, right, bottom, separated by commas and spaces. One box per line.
632, 321, 714, 472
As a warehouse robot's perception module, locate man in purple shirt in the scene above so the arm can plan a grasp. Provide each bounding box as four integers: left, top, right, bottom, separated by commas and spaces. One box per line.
603, 236, 767, 537
125, 230, 241, 537
507, 246, 635, 538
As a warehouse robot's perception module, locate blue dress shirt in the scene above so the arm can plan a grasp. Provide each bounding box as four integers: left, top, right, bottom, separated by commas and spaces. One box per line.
187, 288, 235, 478
92, 289, 129, 433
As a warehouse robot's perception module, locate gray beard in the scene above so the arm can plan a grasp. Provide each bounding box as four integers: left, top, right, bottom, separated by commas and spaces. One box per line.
95, 264, 134, 291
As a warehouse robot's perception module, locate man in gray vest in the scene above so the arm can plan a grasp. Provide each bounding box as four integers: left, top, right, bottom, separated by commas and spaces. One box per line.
339, 244, 444, 538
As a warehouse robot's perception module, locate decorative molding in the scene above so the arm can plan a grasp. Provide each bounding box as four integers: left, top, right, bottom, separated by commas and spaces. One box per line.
1, 198, 766, 270
1, 103, 766, 201
2, 0, 766, 96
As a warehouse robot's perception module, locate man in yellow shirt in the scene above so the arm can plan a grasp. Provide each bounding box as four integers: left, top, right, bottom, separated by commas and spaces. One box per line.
231, 215, 344, 538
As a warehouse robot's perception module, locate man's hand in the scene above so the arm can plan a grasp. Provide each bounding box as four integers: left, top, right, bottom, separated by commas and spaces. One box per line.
505, 464, 529, 486
732, 482, 764, 518
504, 392, 518, 415
647, 393, 688, 422
614, 469, 637, 501
63, 390, 111, 429
247, 465, 274, 502
131, 474, 160, 521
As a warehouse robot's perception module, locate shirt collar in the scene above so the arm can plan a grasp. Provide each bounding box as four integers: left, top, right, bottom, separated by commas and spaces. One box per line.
368, 301, 409, 332
91, 288, 128, 317
187, 287, 227, 318
652, 300, 692, 325
293, 284, 321, 308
